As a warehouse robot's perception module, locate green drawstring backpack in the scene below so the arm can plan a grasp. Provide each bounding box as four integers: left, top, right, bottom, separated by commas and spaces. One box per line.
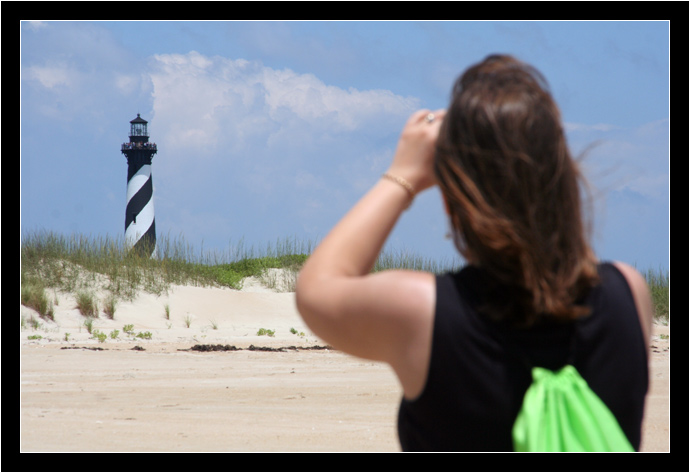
512, 364, 634, 452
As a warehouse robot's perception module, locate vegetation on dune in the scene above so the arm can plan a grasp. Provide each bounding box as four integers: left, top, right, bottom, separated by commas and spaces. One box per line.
642, 266, 670, 324
19, 230, 314, 300
19, 230, 458, 300
20, 229, 670, 324
20, 278, 54, 320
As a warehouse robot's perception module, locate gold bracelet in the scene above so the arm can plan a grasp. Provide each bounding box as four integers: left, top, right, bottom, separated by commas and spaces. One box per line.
382, 173, 415, 202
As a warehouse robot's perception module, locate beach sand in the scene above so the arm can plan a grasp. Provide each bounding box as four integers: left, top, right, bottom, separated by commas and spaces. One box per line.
20, 274, 670, 452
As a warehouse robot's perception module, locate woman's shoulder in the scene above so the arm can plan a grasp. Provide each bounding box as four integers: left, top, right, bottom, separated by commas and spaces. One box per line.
602, 261, 651, 301
603, 261, 654, 350
607, 261, 643, 281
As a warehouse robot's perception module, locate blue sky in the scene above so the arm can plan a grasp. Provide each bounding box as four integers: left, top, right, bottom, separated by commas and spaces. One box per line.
20, 21, 669, 270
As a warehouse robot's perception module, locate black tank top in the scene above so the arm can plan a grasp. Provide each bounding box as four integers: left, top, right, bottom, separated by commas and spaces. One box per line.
397, 263, 648, 451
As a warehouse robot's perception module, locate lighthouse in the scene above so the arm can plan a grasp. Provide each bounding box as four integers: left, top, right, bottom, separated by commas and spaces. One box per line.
121, 114, 158, 257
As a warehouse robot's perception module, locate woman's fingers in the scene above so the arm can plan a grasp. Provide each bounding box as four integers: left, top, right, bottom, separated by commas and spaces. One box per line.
418, 109, 446, 126
389, 109, 446, 192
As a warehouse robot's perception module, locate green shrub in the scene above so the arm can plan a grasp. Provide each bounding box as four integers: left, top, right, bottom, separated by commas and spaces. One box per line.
92, 330, 107, 343
76, 291, 99, 317
290, 327, 306, 337
21, 279, 54, 320
83, 317, 96, 334
103, 294, 117, 319
643, 267, 670, 324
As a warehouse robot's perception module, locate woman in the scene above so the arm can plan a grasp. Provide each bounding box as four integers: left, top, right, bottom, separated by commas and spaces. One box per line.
295, 54, 652, 451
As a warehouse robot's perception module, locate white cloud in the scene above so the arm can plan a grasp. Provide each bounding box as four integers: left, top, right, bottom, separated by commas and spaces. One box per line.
146, 51, 421, 244
625, 173, 669, 201
25, 63, 74, 89
564, 122, 620, 133
148, 51, 419, 160
24, 21, 47, 30
114, 73, 141, 95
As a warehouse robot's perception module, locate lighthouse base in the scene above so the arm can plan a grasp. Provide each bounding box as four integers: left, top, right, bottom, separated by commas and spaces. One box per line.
125, 221, 157, 258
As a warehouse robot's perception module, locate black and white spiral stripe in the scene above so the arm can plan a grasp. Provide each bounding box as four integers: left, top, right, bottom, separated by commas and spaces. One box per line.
125, 159, 156, 256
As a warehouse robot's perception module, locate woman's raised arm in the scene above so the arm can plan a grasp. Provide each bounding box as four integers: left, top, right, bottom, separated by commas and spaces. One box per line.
295, 110, 445, 397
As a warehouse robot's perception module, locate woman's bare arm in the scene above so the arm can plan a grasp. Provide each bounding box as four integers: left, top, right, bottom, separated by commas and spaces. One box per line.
295, 110, 444, 397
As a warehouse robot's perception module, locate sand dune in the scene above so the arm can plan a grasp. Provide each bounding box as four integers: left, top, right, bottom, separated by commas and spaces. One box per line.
20, 273, 669, 452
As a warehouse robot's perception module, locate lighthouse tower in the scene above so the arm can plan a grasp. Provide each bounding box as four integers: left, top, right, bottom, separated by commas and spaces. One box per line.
121, 114, 158, 256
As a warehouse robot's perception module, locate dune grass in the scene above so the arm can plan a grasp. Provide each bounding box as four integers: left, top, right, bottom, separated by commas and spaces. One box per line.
18, 229, 328, 324
19, 230, 459, 299
20, 229, 669, 323
20, 278, 54, 321
641, 266, 670, 324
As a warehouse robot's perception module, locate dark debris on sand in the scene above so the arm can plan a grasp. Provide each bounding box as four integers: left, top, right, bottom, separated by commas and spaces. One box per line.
184, 344, 332, 352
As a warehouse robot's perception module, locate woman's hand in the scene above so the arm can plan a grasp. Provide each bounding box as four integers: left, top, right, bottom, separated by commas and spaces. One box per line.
387, 109, 446, 194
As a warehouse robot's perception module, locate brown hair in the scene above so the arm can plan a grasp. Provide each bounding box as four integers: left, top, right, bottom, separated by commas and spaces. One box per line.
434, 54, 599, 325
